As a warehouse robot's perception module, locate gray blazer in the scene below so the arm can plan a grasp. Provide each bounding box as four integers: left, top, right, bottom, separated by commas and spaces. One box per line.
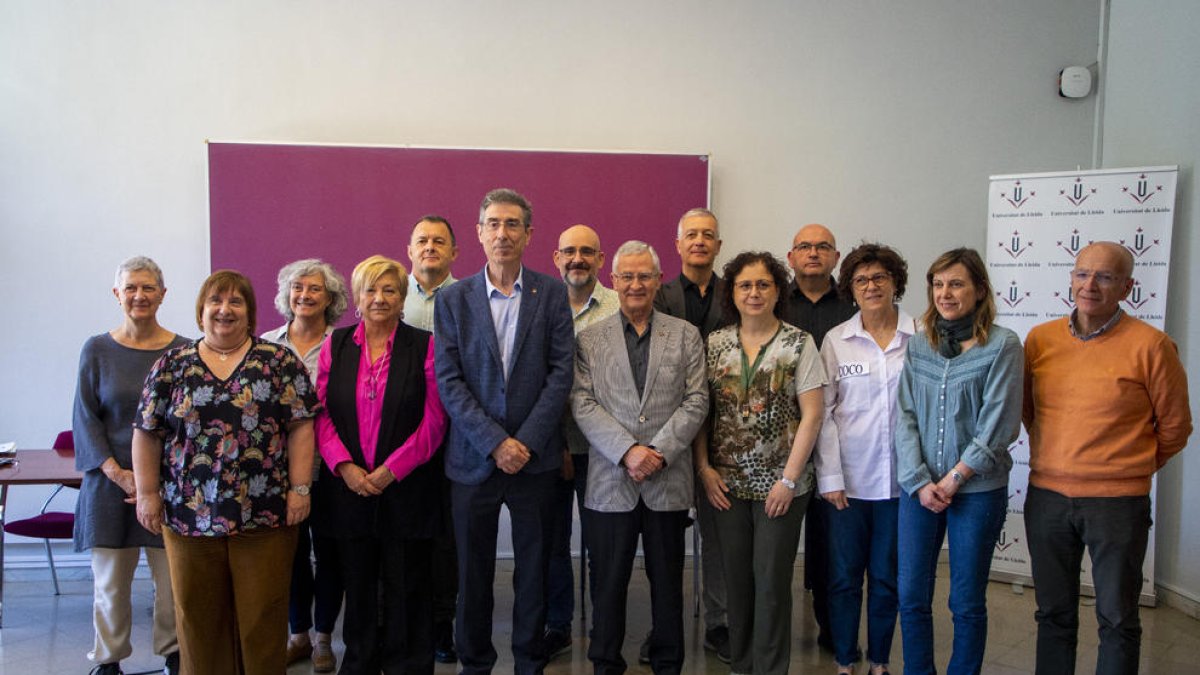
571, 311, 709, 513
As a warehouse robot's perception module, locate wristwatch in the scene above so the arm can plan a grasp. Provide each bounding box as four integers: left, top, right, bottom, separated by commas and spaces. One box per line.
291, 484, 312, 496
779, 476, 796, 491
950, 470, 964, 485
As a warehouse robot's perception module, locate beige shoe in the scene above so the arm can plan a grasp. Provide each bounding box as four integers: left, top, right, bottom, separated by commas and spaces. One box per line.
312, 637, 337, 673
286, 637, 313, 665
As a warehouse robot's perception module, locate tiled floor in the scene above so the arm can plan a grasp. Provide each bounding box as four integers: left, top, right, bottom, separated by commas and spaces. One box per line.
1, 558, 1197, 674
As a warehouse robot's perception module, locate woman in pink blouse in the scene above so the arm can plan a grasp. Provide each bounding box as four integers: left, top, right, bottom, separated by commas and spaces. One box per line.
312, 255, 448, 674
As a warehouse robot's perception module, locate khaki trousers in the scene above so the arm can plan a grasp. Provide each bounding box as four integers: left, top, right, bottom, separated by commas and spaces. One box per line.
163, 525, 298, 675
89, 547, 177, 665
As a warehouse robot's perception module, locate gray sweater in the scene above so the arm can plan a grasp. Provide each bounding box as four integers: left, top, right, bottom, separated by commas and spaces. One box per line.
73, 332, 187, 551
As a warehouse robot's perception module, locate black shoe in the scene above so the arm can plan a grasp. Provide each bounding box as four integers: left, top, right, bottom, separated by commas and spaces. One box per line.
434, 620, 457, 664
163, 651, 180, 675
817, 631, 836, 653
543, 628, 572, 659
638, 630, 652, 664
703, 625, 731, 664
89, 664, 122, 675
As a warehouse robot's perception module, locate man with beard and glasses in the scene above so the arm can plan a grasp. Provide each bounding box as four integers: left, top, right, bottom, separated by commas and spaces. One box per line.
541, 224, 621, 658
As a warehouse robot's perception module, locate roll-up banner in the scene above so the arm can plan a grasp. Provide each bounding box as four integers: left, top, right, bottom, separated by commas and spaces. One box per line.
986, 166, 1178, 604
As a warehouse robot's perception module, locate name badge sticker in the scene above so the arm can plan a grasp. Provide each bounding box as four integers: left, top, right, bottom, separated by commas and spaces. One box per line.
836, 361, 869, 380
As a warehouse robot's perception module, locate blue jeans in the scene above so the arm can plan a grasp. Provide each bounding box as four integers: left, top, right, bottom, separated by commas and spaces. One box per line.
546, 454, 589, 632
827, 497, 898, 668
898, 487, 1006, 675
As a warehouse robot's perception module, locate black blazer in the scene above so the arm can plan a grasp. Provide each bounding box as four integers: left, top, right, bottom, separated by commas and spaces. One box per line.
654, 273, 730, 340
312, 323, 444, 540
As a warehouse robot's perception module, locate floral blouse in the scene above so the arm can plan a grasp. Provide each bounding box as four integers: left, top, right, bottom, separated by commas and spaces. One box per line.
136, 338, 319, 537
706, 323, 827, 500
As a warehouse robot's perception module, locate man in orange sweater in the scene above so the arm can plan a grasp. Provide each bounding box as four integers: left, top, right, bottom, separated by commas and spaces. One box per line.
1023, 241, 1192, 675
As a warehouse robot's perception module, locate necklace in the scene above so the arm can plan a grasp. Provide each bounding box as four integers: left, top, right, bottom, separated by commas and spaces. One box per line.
204, 337, 248, 361
366, 354, 386, 400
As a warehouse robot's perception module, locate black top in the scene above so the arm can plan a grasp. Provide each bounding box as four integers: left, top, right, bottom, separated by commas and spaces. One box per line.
781, 278, 856, 348
681, 273, 716, 330
621, 312, 653, 399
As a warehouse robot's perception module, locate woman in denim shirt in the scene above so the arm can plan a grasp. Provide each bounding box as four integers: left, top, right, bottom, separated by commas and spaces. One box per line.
894, 248, 1022, 675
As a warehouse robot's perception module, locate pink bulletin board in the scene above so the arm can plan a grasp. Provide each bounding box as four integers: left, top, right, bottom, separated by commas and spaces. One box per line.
208, 141, 711, 330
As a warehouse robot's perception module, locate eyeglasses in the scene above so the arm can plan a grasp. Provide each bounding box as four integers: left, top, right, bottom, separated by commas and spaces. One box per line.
481, 218, 526, 232
734, 280, 776, 293
851, 272, 892, 289
558, 246, 598, 258
792, 242, 835, 254
614, 272, 657, 284
1071, 269, 1125, 287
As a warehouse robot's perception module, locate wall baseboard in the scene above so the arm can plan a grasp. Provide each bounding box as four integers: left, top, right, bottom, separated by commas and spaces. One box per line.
1156, 583, 1200, 620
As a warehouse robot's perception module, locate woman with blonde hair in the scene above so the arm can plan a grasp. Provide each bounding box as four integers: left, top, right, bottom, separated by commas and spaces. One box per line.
894, 248, 1023, 675
313, 254, 448, 673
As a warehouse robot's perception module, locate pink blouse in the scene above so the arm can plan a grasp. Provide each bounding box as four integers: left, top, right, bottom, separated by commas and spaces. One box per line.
315, 323, 447, 481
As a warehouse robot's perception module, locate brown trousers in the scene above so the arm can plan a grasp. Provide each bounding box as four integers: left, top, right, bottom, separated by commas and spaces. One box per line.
163, 525, 298, 675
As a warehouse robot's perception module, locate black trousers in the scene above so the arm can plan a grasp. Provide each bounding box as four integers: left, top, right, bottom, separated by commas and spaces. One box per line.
432, 482, 459, 624
337, 536, 434, 675
288, 518, 344, 635
804, 497, 832, 639
1025, 485, 1151, 675
584, 500, 688, 675
452, 470, 556, 675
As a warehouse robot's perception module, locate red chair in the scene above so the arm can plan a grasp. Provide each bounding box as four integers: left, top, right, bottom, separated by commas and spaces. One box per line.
3, 431, 76, 594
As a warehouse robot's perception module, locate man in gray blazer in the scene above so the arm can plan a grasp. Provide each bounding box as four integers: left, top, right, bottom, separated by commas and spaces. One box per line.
572, 241, 709, 675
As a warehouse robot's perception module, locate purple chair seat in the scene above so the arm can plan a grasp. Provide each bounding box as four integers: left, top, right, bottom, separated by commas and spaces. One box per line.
4, 512, 75, 539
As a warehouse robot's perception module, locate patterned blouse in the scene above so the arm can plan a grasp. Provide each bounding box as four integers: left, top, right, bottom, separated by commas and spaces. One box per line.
136, 338, 319, 537
706, 323, 827, 500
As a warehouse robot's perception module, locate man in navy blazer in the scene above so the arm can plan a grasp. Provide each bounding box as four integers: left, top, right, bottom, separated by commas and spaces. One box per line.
434, 188, 575, 675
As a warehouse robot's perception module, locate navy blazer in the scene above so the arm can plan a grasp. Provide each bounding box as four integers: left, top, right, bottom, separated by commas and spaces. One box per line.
434, 266, 575, 485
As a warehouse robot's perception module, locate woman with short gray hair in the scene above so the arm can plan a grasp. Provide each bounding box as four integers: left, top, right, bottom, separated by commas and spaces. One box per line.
74, 256, 186, 675
262, 258, 349, 672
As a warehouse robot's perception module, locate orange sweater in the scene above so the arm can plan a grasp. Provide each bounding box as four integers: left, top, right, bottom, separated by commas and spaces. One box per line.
1023, 315, 1192, 497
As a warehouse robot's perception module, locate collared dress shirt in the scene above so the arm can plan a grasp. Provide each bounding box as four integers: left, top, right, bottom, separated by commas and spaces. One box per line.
484, 266, 524, 380
1068, 307, 1123, 341
815, 310, 916, 500
621, 312, 653, 399
572, 283, 620, 331
782, 277, 856, 348
261, 323, 333, 386
403, 273, 456, 332
315, 321, 447, 480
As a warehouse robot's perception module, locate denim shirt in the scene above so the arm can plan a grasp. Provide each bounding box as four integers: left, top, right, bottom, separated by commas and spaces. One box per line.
895, 325, 1023, 496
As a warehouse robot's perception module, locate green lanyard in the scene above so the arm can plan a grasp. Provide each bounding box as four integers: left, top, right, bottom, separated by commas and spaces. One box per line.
738, 325, 781, 418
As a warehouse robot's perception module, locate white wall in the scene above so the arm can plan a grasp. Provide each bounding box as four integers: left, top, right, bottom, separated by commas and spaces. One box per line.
1, 2, 1102, 550
1103, 0, 1200, 605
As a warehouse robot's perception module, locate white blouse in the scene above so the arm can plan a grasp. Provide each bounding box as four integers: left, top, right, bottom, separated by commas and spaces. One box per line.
814, 310, 916, 500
